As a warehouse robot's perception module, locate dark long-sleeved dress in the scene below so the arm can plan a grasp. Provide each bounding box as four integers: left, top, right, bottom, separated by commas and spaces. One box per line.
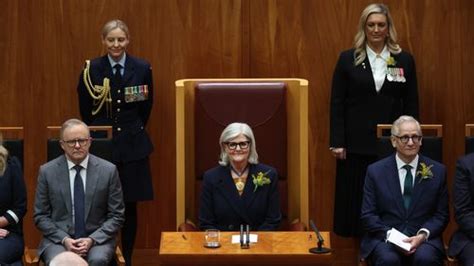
0, 156, 27, 264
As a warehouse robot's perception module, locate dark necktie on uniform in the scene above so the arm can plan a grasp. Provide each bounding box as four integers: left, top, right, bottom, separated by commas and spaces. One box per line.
113, 64, 123, 86
403, 165, 413, 209
73, 165, 86, 238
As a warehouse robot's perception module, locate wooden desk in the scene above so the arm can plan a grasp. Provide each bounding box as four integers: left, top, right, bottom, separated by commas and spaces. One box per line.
159, 231, 332, 265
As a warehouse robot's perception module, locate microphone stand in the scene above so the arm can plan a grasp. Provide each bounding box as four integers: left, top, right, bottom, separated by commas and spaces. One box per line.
308, 220, 331, 254
240, 224, 250, 249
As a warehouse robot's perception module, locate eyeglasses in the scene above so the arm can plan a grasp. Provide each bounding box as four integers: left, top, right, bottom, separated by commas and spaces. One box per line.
393, 135, 422, 144
61, 138, 90, 147
225, 141, 250, 150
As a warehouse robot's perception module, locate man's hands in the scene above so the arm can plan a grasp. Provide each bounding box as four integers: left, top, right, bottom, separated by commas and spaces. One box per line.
64, 237, 94, 256
402, 233, 427, 255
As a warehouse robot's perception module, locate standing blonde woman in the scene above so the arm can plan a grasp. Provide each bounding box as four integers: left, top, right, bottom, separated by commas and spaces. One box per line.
330, 3, 419, 237
77, 19, 154, 265
0, 132, 27, 264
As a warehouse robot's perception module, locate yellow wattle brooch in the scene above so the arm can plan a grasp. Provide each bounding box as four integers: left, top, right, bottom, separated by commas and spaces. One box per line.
386, 56, 397, 66
252, 170, 271, 192
417, 163, 434, 183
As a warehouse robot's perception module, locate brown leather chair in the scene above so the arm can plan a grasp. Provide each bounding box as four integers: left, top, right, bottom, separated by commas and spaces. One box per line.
376, 124, 443, 162
176, 78, 309, 232
465, 124, 474, 154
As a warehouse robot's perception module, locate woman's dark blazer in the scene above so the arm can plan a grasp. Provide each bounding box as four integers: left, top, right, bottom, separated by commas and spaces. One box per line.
330, 48, 419, 155
77, 54, 154, 163
0, 156, 27, 235
449, 153, 474, 257
199, 163, 281, 231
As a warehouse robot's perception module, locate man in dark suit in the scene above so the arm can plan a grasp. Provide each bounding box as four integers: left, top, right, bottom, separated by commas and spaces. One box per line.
34, 118, 125, 265
360, 115, 449, 265
448, 153, 474, 265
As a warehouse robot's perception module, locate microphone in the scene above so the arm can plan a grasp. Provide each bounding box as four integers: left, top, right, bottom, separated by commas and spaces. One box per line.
240, 224, 249, 249
309, 220, 331, 254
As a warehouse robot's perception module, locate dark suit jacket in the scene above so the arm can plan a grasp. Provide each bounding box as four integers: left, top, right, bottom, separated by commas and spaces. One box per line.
0, 156, 26, 235
199, 163, 281, 231
33, 154, 125, 256
77, 54, 154, 163
330, 49, 419, 155
360, 154, 449, 259
448, 153, 474, 257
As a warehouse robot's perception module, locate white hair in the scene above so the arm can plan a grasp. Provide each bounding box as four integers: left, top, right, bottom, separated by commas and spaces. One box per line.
218, 122, 259, 166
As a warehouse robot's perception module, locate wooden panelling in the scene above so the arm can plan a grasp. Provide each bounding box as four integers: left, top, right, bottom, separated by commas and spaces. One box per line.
0, 1, 473, 262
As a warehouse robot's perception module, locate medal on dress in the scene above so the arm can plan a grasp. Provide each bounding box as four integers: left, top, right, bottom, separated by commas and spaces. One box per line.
235, 179, 245, 192
231, 165, 249, 194
387, 68, 394, 81
400, 68, 406, 82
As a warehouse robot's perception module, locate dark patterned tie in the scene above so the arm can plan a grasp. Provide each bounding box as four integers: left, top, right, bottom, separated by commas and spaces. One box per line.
73, 165, 86, 238
113, 64, 123, 87
403, 165, 413, 209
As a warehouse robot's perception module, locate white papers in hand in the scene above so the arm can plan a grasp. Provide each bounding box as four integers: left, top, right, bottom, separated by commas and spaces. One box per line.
231, 234, 258, 244
386, 228, 412, 251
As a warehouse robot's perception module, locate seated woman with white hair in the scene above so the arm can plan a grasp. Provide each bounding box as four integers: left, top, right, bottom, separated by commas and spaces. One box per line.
199, 122, 281, 231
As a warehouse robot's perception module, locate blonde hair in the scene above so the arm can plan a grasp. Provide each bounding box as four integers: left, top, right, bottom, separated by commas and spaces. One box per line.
101, 19, 130, 39
353, 3, 401, 66
0, 132, 9, 176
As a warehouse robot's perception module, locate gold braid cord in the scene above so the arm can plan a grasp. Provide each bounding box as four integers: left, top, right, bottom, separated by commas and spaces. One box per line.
83, 60, 112, 116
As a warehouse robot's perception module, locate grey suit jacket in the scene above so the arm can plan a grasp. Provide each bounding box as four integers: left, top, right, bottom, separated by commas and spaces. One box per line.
33, 154, 125, 256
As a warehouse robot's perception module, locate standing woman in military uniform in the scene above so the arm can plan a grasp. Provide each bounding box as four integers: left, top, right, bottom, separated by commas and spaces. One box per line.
77, 19, 154, 266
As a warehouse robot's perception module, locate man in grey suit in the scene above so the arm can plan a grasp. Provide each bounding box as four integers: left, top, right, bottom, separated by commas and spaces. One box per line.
34, 118, 125, 265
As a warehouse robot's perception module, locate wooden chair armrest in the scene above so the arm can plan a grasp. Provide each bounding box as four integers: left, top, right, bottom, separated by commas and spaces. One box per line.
289, 219, 307, 231
115, 245, 125, 266
178, 219, 198, 231
23, 246, 40, 265
359, 258, 369, 266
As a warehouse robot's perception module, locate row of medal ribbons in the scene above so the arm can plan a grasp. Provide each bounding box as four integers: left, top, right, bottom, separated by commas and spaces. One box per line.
386, 67, 406, 82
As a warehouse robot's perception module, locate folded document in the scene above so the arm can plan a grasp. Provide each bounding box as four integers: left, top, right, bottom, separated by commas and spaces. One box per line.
386, 228, 412, 251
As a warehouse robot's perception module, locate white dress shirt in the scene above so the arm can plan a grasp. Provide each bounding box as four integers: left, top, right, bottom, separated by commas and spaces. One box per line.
367, 45, 390, 93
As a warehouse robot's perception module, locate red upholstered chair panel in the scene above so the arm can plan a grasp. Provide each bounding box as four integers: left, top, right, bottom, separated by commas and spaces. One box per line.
194, 82, 287, 180
193, 82, 289, 229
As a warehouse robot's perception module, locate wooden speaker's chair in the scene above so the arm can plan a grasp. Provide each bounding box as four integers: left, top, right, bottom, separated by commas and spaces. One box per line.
376, 124, 443, 162
25, 126, 124, 266
176, 78, 309, 232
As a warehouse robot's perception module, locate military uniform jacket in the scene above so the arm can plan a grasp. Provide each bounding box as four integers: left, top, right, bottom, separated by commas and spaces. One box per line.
77, 54, 154, 163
